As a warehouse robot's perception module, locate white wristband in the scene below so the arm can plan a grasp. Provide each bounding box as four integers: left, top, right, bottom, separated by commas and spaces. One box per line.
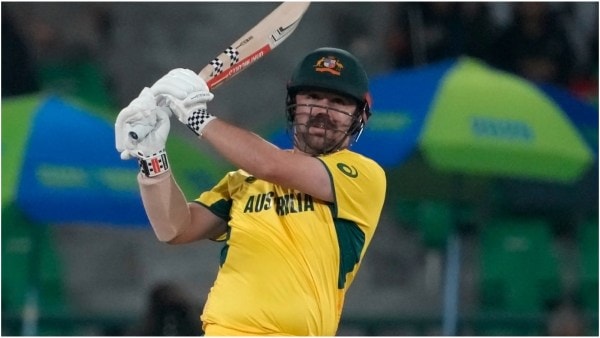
138, 149, 170, 177
187, 109, 216, 136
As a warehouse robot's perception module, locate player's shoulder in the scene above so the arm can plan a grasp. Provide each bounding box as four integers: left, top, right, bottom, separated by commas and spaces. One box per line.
322, 149, 382, 167
319, 149, 385, 178
223, 168, 256, 185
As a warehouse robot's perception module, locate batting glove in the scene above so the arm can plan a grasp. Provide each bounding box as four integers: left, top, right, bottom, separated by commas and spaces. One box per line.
115, 88, 172, 177
150, 68, 216, 137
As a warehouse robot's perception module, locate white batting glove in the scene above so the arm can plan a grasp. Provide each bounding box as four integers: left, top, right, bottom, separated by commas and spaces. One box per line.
115, 88, 172, 177
150, 68, 216, 136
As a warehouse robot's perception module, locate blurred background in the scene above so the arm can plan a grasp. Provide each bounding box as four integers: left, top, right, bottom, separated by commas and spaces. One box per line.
2, 2, 598, 336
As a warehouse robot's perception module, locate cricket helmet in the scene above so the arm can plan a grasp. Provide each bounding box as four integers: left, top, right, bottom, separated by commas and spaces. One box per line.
286, 47, 371, 117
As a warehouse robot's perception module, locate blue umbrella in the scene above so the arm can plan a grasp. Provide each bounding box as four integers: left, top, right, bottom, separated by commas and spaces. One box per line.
354, 58, 595, 181
14, 96, 147, 226
3, 94, 226, 227
536, 82, 598, 155
2, 94, 227, 334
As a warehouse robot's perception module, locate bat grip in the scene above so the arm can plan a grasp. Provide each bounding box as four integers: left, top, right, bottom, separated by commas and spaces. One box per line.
128, 124, 154, 141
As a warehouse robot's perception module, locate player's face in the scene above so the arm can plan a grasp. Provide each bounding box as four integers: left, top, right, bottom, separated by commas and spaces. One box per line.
292, 90, 358, 155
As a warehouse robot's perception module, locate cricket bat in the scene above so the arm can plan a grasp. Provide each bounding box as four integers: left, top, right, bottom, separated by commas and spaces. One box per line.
129, 1, 311, 140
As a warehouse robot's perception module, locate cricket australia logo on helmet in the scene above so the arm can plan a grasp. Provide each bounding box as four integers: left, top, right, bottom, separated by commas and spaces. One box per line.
314, 56, 344, 76
287, 47, 370, 108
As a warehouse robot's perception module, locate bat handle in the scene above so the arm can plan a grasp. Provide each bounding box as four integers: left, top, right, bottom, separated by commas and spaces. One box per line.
128, 124, 154, 141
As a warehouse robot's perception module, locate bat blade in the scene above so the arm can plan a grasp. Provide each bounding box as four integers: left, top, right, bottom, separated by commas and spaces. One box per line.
201, 2, 310, 89
128, 2, 310, 141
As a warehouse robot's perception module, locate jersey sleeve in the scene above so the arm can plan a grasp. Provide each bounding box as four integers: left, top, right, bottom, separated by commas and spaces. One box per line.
194, 170, 249, 242
318, 150, 386, 231
195, 172, 233, 221
195, 170, 250, 221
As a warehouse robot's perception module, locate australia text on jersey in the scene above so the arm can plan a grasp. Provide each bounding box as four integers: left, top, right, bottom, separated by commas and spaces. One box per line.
243, 191, 315, 216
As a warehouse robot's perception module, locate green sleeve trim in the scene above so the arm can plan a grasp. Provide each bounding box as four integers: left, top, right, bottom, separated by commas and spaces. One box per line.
331, 212, 365, 289
193, 199, 232, 221
316, 157, 337, 216
219, 227, 232, 267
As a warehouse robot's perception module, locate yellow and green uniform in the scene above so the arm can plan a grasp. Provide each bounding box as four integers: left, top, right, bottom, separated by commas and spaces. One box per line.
196, 149, 386, 335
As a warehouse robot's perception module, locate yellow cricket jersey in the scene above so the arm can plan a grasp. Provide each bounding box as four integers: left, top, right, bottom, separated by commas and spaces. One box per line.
195, 149, 386, 335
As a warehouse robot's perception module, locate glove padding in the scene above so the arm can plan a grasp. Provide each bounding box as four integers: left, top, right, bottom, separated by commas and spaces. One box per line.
150, 68, 215, 135
115, 87, 171, 160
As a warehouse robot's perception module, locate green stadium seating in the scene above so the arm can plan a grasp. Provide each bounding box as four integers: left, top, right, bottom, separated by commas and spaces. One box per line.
577, 218, 599, 313
479, 217, 562, 315
1, 204, 69, 333
416, 200, 455, 249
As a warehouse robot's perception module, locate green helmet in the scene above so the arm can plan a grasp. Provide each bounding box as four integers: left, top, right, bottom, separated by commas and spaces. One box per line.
287, 47, 371, 115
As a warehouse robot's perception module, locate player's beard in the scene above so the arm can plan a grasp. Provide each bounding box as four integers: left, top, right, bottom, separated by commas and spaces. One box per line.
293, 114, 350, 156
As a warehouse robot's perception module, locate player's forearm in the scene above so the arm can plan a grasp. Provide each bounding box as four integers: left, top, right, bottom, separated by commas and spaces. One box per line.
201, 119, 287, 181
137, 171, 192, 242
200, 118, 334, 201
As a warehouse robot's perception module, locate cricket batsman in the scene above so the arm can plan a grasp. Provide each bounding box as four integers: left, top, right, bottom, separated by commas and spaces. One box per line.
115, 47, 386, 335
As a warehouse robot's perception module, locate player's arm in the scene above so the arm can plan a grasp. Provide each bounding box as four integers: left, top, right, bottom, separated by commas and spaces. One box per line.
149, 69, 334, 202
115, 81, 226, 245
138, 172, 227, 244
201, 119, 333, 202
